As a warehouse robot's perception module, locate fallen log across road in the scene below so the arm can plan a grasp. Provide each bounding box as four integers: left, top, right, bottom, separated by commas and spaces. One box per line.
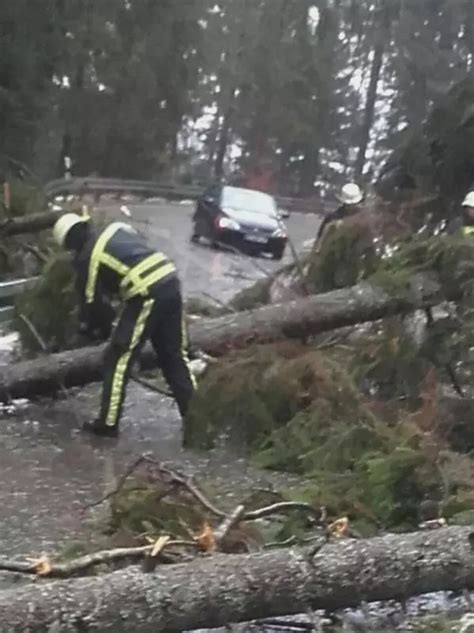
0, 209, 63, 236
0, 275, 455, 401
0, 527, 473, 632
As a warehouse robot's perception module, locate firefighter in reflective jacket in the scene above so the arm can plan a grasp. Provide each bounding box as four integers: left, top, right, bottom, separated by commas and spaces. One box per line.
314, 183, 364, 248
461, 191, 474, 237
53, 213, 196, 437
447, 191, 474, 237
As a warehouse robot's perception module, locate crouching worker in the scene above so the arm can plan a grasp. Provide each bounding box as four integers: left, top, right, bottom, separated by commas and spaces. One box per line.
53, 213, 196, 437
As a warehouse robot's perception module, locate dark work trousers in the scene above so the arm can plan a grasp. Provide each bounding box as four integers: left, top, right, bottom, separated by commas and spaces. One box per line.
97, 277, 197, 429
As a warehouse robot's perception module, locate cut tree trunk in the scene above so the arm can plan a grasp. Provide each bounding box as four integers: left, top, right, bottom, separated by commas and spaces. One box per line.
0, 527, 474, 632
0, 275, 453, 400
0, 209, 62, 236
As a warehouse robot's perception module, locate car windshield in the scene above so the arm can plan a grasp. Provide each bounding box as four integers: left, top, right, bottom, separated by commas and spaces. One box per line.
222, 187, 277, 217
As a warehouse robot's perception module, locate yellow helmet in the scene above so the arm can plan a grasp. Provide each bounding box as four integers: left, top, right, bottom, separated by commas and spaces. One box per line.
53, 213, 89, 247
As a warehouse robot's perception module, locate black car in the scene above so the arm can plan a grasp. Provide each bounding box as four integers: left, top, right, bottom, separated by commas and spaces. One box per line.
191, 185, 288, 259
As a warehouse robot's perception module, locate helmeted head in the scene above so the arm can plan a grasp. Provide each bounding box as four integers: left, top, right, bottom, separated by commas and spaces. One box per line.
53, 213, 91, 250
462, 191, 474, 223
337, 183, 364, 206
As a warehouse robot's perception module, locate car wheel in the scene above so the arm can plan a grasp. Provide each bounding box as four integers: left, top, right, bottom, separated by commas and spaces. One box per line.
190, 224, 201, 242
272, 246, 285, 260
209, 225, 221, 249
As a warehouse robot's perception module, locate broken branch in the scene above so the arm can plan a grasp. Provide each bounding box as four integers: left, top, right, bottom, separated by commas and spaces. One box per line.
214, 505, 246, 546
0, 540, 199, 578
244, 502, 321, 522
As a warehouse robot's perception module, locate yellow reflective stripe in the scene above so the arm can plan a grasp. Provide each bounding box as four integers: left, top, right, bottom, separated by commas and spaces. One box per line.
119, 253, 168, 295
85, 223, 130, 303
181, 313, 197, 389
105, 351, 131, 427
105, 299, 154, 427
101, 253, 130, 276
139, 262, 176, 288
463, 226, 474, 236
126, 253, 168, 279
121, 263, 176, 300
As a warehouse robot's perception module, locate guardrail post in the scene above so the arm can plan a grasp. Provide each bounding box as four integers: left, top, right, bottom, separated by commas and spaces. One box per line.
2, 182, 11, 214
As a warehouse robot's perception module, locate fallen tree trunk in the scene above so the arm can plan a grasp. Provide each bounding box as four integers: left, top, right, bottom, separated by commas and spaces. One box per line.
0, 209, 62, 236
1, 276, 453, 400
0, 527, 473, 632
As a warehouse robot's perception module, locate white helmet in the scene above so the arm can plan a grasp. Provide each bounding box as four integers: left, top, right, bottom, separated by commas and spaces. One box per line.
337, 183, 363, 206
53, 213, 89, 247
462, 191, 474, 207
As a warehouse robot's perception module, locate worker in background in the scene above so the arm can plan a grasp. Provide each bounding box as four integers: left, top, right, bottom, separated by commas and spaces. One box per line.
53, 214, 196, 438
446, 190, 474, 236
461, 191, 474, 236
315, 182, 364, 246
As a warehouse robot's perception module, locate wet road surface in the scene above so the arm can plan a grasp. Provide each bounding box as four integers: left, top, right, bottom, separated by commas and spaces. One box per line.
126, 200, 319, 301
0, 203, 320, 559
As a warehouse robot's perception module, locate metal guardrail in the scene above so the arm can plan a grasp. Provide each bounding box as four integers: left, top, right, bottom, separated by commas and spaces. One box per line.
45, 177, 203, 202
44, 177, 324, 214
0, 277, 38, 299
0, 277, 38, 324
0, 307, 14, 324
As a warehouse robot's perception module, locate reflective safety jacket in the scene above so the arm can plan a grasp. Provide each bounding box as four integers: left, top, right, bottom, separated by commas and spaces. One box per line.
315, 204, 362, 245
74, 222, 177, 332
447, 219, 474, 236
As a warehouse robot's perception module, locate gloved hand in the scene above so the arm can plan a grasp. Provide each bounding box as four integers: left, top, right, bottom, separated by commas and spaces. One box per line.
78, 298, 115, 343
94, 301, 115, 340
78, 321, 105, 344
78, 321, 93, 337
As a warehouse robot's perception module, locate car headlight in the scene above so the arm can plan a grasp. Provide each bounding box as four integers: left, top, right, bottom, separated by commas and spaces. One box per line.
218, 216, 240, 230
272, 227, 287, 238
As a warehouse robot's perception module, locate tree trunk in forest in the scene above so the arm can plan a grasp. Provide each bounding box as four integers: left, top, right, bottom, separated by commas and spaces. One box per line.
0, 275, 455, 400
465, 0, 474, 65
213, 104, 234, 180
213, 29, 240, 179
57, 57, 85, 177
1, 527, 474, 632
299, 2, 339, 196
213, 0, 253, 180
354, 4, 389, 180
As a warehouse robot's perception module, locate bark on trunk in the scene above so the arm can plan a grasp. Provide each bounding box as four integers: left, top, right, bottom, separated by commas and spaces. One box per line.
0, 209, 63, 236
0, 276, 452, 400
0, 527, 474, 632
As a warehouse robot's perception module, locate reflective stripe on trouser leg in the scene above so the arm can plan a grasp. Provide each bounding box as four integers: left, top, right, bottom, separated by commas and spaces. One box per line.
105, 299, 154, 427
181, 313, 197, 390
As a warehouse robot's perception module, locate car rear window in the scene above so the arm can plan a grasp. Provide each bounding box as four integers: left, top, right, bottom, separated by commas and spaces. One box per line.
222, 187, 277, 216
